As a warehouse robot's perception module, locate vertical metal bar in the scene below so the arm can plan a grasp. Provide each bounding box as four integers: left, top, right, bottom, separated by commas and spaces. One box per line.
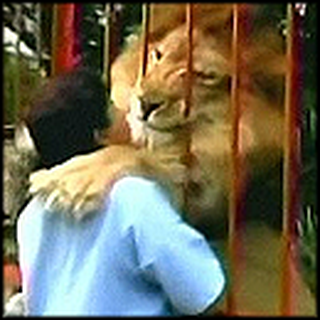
35, 3, 42, 70
227, 4, 240, 314
140, 3, 150, 80
16, 4, 22, 57
280, 4, 302, 315
13, 4, 22, 124
73, 4, 83, 67
51, 4, 77, 76
51, 4, 57, 76
183, 3, 194, 120
227, 4, 248, 315
103, 3, 112, 94
180, 3, 194, 221
180, 3, 194, 169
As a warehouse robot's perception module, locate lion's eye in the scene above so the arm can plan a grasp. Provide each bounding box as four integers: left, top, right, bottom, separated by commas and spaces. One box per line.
151, 48, 163, 62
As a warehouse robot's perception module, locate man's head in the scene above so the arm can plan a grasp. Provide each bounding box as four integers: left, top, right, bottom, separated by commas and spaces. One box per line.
24, 67, 109, 168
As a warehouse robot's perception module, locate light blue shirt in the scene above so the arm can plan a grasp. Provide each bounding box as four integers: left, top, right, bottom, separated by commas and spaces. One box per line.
18, 176, 226, 316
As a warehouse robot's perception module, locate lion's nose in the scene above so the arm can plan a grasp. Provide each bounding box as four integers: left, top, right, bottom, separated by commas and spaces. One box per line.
139, 98, 164, 121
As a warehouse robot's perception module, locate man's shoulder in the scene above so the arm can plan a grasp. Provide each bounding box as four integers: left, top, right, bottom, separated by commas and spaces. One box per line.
18, 197, 45, 225
110, 176, 162, 206
112, 176, 158, 193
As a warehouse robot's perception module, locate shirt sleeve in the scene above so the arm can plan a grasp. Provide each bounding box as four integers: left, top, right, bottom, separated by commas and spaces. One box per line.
111, 176, 226, 315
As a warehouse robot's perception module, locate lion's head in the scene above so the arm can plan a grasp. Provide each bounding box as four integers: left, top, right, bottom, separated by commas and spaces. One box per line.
111, 4, 287, 235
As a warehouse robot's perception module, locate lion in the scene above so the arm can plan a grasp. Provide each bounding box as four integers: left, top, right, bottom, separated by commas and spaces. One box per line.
29, 4, 315, 315
104, 3, 286, 235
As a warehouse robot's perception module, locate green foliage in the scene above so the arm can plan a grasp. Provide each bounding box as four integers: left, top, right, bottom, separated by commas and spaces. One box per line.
302, 88, 317, 213
3, 51, 45, 125
4, 52, 20, 124
297, 207, 317, 295
300, 4, 317, 296
120, 4, 142, 41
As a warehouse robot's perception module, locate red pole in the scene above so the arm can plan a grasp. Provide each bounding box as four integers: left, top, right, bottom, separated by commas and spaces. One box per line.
227, 4, 250, 315
280, 4, 303, 315
183, 3, 194, 120
103, 3, 122, 89
51, 3, 82, 76
181, 3, 194, 167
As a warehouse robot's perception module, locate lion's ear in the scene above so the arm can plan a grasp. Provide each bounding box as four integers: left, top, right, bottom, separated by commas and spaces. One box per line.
149, 4, 185, 42
247, 31, 287, 76
193, 4, 233, 31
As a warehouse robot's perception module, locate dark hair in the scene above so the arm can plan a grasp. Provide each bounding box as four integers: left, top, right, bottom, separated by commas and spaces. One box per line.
24, 66, 110, 168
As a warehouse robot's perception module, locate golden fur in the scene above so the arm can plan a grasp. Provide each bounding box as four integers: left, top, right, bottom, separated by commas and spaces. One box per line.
32, 4, 287, 229
110, 4, 286, 231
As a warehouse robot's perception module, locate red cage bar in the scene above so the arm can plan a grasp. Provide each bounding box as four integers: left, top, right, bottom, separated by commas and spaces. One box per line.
141, 4, 150, 80
280, 4, 303, 315
182, 4, 194, 169
183, 3, 194, 120
227, 4, 246, 315
51, 4, 82, 76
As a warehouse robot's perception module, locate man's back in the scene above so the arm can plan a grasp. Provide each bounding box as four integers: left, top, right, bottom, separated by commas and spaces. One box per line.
18, 176, 226, 316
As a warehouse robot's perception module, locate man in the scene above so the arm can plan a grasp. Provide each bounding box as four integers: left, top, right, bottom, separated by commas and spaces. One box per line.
17, 175, 226, 315
7, 67, 227, 315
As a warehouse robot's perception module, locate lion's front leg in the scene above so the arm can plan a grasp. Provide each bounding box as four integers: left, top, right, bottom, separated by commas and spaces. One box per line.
30, 145, 187, 219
